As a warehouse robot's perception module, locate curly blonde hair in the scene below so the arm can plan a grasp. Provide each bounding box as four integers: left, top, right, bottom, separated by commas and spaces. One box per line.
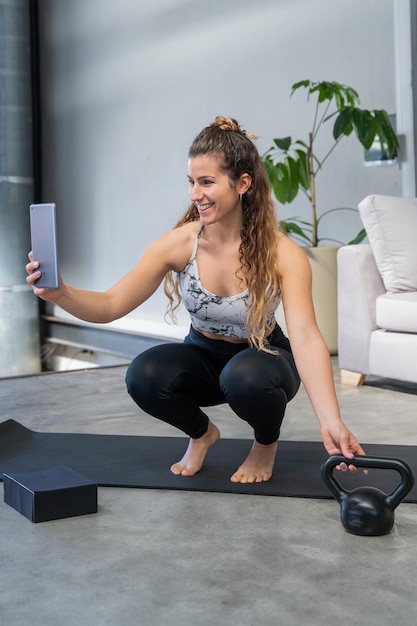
164, 116, 280, 352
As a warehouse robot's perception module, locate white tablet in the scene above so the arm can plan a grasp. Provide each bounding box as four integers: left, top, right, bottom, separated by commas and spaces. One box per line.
29, 202, 59, 289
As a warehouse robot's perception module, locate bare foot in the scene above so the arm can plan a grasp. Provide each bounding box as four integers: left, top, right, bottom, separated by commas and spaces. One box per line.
170, 420, 220, 477
230, 440, 278, 483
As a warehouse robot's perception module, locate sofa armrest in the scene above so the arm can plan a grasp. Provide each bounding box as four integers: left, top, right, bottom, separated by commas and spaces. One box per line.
337, 244, 385, 374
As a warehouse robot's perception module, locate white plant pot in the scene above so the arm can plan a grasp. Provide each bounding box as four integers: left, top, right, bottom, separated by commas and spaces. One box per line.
305, 246, 339, 355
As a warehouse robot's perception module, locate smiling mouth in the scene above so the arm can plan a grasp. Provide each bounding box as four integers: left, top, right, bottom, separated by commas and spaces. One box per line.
196, 202, 214, 212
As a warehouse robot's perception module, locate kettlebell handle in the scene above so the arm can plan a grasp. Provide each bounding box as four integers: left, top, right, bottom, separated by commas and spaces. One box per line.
321, 455, 415, 509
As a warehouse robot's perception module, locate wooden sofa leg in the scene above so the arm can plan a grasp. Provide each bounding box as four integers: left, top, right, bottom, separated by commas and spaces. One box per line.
340, 369, 366, 386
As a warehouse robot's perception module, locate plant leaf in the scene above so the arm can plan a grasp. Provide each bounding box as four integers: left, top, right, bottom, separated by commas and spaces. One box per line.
263, 157, 282, 201
373, 110, 399, 157
316, 82, 334, 103
274, 136, 292, 151
344, 85, 360, 107
279, 219, 313, 245
291, 80, 310, 96
333, 108, 354, 139
334, 90, 345, 111
295, 149, 310, 190
352, 108, 376, 149
263, 158, 293, 204
283, 156, 300, 203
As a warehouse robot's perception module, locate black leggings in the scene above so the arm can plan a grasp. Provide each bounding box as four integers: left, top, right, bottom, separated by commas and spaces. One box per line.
125, 325, 301, 445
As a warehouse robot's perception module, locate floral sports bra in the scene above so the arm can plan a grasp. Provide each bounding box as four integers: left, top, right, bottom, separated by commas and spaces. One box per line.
178, 228, 281, 339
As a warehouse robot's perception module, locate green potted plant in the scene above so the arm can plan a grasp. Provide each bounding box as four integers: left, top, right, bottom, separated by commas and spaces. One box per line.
262, 80, 399, 247
262, 80, 399, 353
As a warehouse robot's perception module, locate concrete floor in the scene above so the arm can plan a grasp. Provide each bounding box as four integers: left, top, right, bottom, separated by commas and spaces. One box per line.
1, 360, 417, 626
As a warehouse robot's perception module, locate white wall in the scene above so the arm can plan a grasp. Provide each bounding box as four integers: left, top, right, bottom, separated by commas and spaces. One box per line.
38, 0, 401, 330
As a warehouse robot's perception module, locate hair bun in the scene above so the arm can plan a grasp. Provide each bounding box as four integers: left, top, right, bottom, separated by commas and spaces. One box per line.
210, 115, 259, 140
211, 116, 241, 132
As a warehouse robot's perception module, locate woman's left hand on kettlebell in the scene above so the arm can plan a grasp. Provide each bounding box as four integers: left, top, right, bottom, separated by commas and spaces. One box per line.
320, 422, 367, 473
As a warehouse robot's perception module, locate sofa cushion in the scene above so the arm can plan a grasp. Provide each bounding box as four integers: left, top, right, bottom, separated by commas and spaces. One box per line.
359, 194, 417, 292
376, 291, 417, 333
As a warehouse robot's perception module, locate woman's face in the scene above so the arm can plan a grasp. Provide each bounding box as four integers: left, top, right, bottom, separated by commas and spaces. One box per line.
188, 154, 241, 225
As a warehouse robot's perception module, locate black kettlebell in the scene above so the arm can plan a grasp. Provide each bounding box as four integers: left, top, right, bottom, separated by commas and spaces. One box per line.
321, 455, 414, 536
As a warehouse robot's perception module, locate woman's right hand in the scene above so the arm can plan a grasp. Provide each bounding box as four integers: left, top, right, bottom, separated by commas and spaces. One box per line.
26, 251, 63, 302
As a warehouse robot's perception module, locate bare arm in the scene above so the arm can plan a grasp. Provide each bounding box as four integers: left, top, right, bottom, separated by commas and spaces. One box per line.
26, 225, 196, 324
277, 236, 365, 464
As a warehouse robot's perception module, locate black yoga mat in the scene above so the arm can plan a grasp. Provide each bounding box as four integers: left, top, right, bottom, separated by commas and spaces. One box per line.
1, 419, 416, 500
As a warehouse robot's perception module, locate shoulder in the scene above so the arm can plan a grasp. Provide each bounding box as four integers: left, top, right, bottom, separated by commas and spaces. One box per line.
149, 221, 201, 272
276, 232, 311, 277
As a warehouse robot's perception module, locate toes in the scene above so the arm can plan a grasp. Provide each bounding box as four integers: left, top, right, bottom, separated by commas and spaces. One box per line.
230, 470, 270, 483
230, 470, 246, 483
180, 468, 197, 477
247, 474, 264, 483
170, 463, 199, 477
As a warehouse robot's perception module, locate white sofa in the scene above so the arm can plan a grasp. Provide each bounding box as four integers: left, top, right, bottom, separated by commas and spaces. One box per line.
337, 194, 417, 386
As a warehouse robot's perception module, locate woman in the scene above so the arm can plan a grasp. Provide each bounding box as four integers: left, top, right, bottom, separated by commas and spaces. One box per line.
26, 116, 365, 483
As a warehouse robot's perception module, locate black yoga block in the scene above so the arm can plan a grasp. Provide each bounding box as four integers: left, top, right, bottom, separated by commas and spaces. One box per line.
3, 465, 98, 523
